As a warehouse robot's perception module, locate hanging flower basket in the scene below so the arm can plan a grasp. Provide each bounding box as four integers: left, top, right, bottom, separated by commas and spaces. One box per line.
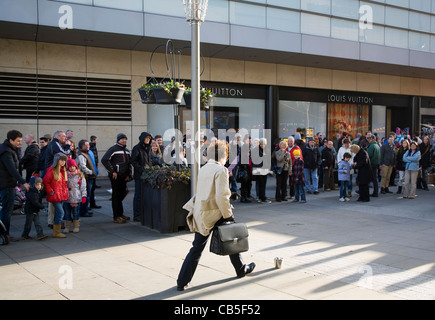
153, 80, 185, 104
183, 88, 214, 109
138, 84, 157, 104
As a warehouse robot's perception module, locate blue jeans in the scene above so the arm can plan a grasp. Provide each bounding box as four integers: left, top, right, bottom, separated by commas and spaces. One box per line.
52, 201, 65, 225
304, 168, 318, 192
0, 187, 15, 235
64, 203, 80, 221
339, 180, 348, 198
294, 183, 306, 201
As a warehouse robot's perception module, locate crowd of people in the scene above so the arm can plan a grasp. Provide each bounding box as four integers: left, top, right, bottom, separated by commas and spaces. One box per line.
1, 127, 434, 244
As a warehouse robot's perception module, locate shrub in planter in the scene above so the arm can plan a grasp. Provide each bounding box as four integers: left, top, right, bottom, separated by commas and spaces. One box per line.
153, 80, 185, 104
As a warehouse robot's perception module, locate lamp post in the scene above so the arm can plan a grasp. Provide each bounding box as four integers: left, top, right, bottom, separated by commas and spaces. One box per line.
182, 0, 208, 195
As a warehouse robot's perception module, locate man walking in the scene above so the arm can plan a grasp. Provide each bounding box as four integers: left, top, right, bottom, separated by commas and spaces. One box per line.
101, 133, 132, 223
380, 135, 396, 194
0, 130, 30, 242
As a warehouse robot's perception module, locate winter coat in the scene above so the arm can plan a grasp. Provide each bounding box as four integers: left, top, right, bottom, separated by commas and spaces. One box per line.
354, 149, 372, 184
321, 147, 335, 168
20, 141, 39, 174
395, 147, 408, 171
366, 141, 380, 166
287, 145, 303, 165
403, 150, 421, 171
275, 149, 292, 172
43, 154, 69, 203
302, 145, 321, 169
44, 138, 72, 170
131, 132, 152, 180
419, 142, 431, 169
338, 159, 351, 181
101, 142, 132, 179
292, 158, 305, 185
66, 171, 87, 204
0, 139, 26, 188
380, 142, 396, 166
183, 160, 233, 236
23, 177, 45, 215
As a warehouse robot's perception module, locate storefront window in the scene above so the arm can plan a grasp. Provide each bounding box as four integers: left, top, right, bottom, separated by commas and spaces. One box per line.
279, 101, 327, 139
327, 103, 370, 140
372, 105, 386, 139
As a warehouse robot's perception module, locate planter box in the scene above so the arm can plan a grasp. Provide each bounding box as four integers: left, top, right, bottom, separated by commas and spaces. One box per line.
153, 87, 185, 104
141, 182, 191, 233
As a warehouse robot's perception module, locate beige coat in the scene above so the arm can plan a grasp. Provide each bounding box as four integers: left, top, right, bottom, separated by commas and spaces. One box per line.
183, 159, 233, 236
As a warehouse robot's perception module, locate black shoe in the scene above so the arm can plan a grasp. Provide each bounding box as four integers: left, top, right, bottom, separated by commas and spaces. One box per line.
237, 262, 256, 278
381, 188, 386, 194
90, 205, 102, 209
281, 198, 288, 201
177, 283, 190, 291
313, 191, 319, 195
371, 193, 378, 197
385, 188, 393, 194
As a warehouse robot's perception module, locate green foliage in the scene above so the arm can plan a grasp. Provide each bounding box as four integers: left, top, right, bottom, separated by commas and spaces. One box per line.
141, 165, 191, 190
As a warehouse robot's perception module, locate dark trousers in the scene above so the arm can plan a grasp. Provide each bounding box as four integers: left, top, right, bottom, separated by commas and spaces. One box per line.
256, 175, 268, 201
275, 171, 288, 200
22, 212, 44, 237
177, 232, 245, 288
358, 184, 370, 201
371, 165, 379, 195
0, 187, 15, 235
110, 176, 128, 219
80, 178, 94, 216
323, 167, 334, 189
288, 175, 295, 197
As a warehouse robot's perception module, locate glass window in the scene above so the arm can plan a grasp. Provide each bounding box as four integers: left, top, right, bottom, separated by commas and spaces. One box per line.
301, 13, 330, 37
409, 31, 430, 51
386, 0, 408, 8
331, 18, 359, 41
372, 105, 386, 139
327, 104, 370, 139
409, 12, 431, 32
279, 101, 327, 139
331, 0, 359, 19
409, 0, 431, 12
360, 1, 385, 25
385, 7, 408, 29
143, 0, 185, 17
267, 8, 300, 33
230, 2, 266, 28
94, 0, 142, 11
267, 0, 300, 9
301, 0, 330, 15
206, 0, 229, 23
385, 28, 408, 48
147, 104, 176, 137
359, 25, 385, 45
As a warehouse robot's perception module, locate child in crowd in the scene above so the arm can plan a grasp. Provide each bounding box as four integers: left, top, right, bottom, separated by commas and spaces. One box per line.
338, 152, 352, 202
21, 177, 48, 240
64, 159, 87, 233
292, 150, 306, 203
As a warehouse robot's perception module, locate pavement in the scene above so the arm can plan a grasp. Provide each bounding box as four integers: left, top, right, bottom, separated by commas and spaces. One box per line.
1, 177, 435, 301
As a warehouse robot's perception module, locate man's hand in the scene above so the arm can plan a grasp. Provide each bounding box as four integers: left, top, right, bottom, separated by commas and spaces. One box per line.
112, 172, 118, 180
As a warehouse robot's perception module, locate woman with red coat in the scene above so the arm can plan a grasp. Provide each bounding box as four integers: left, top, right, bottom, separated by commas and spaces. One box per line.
43, 152, 69, 238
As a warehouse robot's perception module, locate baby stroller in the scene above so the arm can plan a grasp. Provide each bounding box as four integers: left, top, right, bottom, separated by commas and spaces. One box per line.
14, 185, 26, 214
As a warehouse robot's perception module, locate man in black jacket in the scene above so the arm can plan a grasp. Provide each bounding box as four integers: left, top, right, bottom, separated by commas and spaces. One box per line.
101, 133, 132, 224
20, 134, 39, 182
44, 130, 72, 170
302, 138, 321, 194
0, 130, 30, 241
131, 132, 152, 222
322, 140, 336, 191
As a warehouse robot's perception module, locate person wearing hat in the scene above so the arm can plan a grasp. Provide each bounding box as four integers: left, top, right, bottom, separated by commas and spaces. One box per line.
302, 137, 321, 194
101, 133, 132, 223
131, 132, 152, 222
292, 149, 306, 203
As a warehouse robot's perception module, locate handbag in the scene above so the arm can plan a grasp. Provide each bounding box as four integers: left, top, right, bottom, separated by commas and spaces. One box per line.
236, 168, 248, 182
210, 222, 249, 256
274, 167, 283, 175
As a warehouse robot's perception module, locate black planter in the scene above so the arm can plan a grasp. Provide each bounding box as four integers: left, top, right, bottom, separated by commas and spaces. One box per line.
183, 93, 211, 109
138, 88, 156, 104
141, 182, 191, 233
153, 87, 185, 104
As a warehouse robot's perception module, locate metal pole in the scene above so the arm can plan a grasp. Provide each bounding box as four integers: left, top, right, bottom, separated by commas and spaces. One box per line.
191, 19, 201, 195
